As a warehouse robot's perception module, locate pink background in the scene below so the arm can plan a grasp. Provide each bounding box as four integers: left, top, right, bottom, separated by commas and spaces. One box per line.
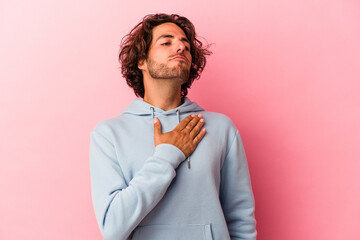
1, 0, 359, 239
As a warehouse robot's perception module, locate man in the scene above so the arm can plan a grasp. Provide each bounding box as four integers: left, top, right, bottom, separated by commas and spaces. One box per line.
90, 13, 257, 240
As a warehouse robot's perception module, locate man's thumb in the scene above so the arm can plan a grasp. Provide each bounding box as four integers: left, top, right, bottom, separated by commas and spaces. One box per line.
153, 118, 162, 136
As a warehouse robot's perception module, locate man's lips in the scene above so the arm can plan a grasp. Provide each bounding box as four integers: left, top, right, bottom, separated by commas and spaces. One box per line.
171, 55, 188, 62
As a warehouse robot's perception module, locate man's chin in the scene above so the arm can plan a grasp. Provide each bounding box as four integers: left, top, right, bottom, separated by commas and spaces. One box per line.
148, 64, 190, 82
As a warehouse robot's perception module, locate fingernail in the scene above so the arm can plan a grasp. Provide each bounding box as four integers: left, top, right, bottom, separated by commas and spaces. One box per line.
153, 118, 158, 123
191, 114, 195, 117
198, 114, 202, 118
200, 119, 204, 122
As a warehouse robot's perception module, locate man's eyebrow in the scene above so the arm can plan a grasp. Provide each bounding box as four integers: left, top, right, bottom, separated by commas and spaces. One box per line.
156, 34, 190, 44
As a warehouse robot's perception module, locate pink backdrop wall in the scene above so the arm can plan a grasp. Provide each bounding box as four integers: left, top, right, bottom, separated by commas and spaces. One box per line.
1, 0, 359, 239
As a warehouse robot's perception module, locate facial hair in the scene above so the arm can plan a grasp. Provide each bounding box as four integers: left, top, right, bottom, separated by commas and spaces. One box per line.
146, 57, 190, 83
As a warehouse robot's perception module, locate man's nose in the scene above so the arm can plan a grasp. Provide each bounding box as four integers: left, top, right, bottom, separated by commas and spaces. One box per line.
176, 41, 186, 53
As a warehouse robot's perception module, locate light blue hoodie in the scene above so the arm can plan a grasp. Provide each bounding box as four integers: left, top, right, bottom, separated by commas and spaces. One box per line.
90, 97, 257, 240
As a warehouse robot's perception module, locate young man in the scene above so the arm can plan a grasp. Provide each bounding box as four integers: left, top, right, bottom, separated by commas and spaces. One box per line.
90, 14, 257, 240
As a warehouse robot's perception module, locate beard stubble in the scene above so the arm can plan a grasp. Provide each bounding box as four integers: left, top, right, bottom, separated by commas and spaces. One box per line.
146, 57, 190, 83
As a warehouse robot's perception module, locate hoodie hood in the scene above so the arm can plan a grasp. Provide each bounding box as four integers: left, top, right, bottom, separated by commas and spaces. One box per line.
122, 97, 204, 116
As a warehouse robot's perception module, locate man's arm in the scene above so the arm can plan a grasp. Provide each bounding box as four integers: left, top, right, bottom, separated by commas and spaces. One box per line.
220, 129, 257, 240
90, 114, 205, 240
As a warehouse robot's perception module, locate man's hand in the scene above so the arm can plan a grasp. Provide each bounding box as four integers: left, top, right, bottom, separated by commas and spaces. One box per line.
153, 113, 206, 158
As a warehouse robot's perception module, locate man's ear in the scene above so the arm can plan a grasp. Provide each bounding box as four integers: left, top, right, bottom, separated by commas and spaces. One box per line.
138, 58, 147, 71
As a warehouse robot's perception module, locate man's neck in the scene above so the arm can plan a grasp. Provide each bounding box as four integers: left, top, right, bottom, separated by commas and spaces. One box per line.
143, 79, 183, 111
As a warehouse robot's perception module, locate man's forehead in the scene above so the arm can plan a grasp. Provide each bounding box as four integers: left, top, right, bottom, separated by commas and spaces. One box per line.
152, 23, 188, 41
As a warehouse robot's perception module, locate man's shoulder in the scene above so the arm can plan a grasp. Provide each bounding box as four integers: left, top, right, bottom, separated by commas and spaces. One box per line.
92, 98, 140, 133
91, 114, 126, 137
201, 111, 236, 128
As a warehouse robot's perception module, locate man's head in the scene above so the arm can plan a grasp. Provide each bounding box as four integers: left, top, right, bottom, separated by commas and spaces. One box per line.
119, 13, 212, 98
138, 22, 192, 88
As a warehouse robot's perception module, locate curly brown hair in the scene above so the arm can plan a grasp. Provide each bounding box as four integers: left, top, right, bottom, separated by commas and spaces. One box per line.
119, 13, 212, 98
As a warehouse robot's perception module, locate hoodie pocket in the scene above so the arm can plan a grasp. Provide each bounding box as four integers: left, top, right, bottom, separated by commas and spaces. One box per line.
131, 224, 213, 240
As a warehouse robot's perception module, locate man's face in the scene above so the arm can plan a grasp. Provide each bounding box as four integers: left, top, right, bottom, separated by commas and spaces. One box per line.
139, 22, 192, 83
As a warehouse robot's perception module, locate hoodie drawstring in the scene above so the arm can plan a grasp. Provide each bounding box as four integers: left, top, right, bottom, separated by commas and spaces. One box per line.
150, 107, 155, 119
151, 107, 190, 169
176, 109, 180, 123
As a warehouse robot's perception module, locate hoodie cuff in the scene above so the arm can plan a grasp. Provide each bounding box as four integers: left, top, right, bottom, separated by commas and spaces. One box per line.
153, 144, 186, 169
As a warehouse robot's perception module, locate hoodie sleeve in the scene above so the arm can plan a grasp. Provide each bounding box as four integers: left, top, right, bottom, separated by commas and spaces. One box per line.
219, 129, 257, 240
89, 130, 185, 240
